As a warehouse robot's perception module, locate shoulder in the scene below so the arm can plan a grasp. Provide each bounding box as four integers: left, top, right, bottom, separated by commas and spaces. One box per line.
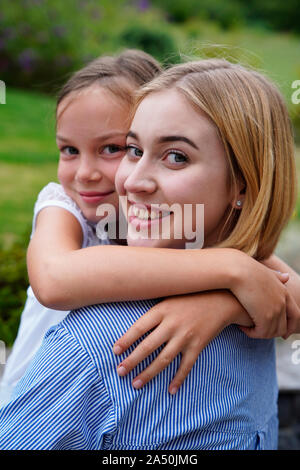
34, 182, 81, 214
31, 183, 97, 247
11, 319, 101, 403
61, 299, 161, 372
32, 183, 110, 247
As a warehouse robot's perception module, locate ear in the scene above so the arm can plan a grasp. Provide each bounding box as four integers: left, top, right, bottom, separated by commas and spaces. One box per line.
231, 181, 246, 210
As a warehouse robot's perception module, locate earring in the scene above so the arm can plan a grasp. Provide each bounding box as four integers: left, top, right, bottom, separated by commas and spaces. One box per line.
236, 200, 242, 207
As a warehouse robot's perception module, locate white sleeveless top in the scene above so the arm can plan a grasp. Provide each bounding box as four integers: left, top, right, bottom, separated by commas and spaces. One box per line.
0, 182, 111, 404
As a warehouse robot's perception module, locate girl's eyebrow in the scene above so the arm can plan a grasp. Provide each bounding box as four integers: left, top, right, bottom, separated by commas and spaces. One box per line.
56, 135, 69, 142
126, 130, 199, 150
56, 132, 126, 142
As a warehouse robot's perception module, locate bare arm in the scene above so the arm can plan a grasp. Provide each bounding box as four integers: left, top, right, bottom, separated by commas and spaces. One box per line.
27, 206, 290, 337
27, 207, 238, 309
113, 255, 299, 392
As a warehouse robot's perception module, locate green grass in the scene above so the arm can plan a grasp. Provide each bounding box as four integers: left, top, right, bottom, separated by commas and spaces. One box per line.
0, 88, 57, 164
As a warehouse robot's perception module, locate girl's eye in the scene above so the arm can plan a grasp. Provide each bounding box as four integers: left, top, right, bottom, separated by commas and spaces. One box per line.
165, 151, 188, 166
126, 145, 143, 159
102, 144, 125, 155
61, 146, 79, 156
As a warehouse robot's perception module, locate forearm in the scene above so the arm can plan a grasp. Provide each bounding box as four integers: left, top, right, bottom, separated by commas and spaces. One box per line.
29, 244, 239, 310
194, 289, 253, 328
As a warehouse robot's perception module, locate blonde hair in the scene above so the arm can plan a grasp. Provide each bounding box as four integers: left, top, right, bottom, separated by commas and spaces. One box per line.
136, 59, 297, 260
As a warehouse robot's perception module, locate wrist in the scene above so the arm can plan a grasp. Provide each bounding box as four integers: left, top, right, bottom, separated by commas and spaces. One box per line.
214, 248, 248, 291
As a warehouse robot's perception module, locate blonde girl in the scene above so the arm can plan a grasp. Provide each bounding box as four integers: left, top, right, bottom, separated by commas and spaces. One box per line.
1, 51, 299, 407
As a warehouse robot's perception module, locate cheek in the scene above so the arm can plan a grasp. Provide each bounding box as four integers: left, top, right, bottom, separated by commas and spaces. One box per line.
57, 161, 73, 186
101, 159, 123, 186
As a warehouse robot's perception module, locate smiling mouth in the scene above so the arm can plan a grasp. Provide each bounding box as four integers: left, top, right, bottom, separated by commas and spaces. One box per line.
128, 203, 172, 222
79, 190, 115, 204
79, 191, 114, 197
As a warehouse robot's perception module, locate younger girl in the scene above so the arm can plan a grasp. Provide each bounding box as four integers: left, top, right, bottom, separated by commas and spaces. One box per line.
0, 50, 299, 405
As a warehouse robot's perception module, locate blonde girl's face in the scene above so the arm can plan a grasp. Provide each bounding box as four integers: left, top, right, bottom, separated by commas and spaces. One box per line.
56, 85, 131, 223
115, 89, 237, 249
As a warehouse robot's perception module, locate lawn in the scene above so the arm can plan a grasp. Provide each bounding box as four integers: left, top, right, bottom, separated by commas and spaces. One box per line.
0, 88, 57, 164
0, 88, 58, 246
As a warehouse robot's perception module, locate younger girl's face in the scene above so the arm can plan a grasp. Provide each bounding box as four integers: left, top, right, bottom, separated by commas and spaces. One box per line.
116, 89, 236, 249
57, 85, 130, 223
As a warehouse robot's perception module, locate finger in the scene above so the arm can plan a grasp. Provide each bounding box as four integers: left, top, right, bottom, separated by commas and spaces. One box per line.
116, 327, 170, 377
130, 339, 185, 390
239, 318, 283, 339
274, 271, 289, 284
168, 352, 198, 395
239, 325, 268, 339
113, 309, 162, 355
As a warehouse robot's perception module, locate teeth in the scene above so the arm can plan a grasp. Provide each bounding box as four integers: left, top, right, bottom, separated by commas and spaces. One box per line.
130, 205, 170, 221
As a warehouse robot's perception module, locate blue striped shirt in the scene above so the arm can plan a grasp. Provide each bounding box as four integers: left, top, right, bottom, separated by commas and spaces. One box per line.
0, 299, 278, 450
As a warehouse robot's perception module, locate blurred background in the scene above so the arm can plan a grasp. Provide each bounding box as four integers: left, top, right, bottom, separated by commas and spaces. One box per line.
0, 0, 299, 449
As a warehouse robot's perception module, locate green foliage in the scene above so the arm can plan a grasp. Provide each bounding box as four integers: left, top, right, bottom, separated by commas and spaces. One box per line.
0, 0, 177, 93
0, 233, 29, 346
152, 0, 246, 30
120, 24, 180, 65
152, 0, 300, 33
243, 0, 300, 33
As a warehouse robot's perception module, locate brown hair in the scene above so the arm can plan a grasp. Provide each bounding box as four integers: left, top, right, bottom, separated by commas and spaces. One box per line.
136, 59, 297, 260
56, 49, 162, 113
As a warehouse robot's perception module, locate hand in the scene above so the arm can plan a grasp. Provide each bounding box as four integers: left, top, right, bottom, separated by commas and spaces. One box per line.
229, 251, 289, 338
113, 291, 252, 394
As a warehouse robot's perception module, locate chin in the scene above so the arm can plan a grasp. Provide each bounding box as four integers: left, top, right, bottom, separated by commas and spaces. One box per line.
127, 236, 185, 249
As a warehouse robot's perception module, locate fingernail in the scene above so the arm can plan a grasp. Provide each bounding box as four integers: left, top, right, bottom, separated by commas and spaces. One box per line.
117, 365, 127, 376
132, 379, 143, 389
169, 386, 178, 395
113, 345, 123, 355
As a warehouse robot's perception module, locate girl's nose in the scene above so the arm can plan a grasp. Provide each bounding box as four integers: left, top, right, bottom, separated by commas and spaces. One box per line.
124, 162, 157, 194
75, 156, 102, 184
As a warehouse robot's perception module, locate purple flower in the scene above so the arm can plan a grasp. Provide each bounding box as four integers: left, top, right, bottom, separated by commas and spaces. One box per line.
17, 49, 38, 71
52, 25, 67, 38
137, 0, 150, 11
